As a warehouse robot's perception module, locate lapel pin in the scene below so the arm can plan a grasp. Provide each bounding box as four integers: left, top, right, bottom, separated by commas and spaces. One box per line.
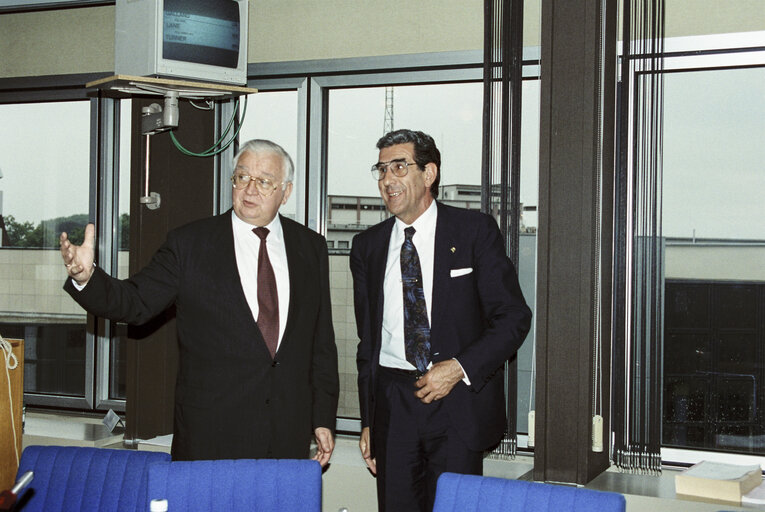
450, 247, 456, 253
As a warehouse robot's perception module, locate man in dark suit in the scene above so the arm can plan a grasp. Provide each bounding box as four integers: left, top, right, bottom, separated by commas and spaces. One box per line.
60, 139, 339, 464
352, 129, 532, 511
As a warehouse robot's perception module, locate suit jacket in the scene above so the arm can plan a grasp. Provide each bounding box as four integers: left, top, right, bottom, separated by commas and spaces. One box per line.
351, 202, 531, 452
64, 211, 339, 461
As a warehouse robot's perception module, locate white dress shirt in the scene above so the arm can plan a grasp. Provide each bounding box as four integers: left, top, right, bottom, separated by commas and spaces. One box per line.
232, 211, 290, 349
379, 201, 437, 370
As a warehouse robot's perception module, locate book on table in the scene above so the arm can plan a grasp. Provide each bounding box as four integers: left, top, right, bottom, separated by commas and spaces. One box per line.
675, 460, 763, 505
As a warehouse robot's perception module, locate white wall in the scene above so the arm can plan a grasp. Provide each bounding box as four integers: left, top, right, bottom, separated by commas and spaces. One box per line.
665, 244, 765, 281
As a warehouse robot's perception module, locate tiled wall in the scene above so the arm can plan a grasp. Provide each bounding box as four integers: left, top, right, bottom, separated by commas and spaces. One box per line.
329, 254, 360, 418
0, 249, 83, 317
0, 249, 130, 320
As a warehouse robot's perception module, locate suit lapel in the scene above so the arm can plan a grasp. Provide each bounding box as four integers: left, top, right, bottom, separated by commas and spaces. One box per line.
280, 215, 308, 348
371, 219, 395, 334
219, 212, 259, 329
431, 202, 455, 345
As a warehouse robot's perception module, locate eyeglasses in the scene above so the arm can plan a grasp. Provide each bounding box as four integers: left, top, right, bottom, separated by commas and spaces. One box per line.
370, 159, 419, 181
230, 173, 283, 196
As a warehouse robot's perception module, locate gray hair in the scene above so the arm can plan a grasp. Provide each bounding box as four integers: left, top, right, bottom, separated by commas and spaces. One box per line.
233, 139, 295, 188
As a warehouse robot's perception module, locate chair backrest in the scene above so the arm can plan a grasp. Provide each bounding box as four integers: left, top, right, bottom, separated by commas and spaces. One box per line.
433, 472, 626, 512
14, 445, 171, 512
146, 459, 322, 512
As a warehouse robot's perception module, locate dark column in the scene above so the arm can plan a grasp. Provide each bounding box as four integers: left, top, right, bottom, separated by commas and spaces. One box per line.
533, 0, 617, 484
125, 98, 216, 442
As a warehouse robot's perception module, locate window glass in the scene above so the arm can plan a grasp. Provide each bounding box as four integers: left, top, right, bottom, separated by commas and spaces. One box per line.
0, 101, 91, 397
238, 91, 299, 219
662, 66, 765, 455
516, 79, 540, 437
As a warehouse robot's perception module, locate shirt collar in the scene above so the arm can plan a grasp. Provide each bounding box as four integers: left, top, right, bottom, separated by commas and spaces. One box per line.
231, 210, 284, 243
394, 199, 437, 239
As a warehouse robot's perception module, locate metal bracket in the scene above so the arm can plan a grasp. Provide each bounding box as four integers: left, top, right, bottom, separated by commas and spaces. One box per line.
139, 191, 161, 210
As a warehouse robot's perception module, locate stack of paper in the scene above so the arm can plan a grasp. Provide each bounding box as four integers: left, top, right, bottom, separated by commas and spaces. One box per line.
675, 460, 763, 505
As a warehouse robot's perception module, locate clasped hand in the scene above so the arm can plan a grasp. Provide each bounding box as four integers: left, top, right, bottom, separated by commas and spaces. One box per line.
414, 359, 464, 403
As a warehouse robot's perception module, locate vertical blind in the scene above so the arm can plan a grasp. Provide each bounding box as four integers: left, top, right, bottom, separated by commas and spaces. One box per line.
613, 0, 666, 473
482, 0, 524, 459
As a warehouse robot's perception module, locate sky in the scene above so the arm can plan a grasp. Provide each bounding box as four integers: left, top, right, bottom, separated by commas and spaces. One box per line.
660, 65, 765, 239
0, 45, 762, 240
0, 101, 91, 224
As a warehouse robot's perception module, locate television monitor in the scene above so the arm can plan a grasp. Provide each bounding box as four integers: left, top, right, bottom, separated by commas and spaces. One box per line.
115, 0, 248, 86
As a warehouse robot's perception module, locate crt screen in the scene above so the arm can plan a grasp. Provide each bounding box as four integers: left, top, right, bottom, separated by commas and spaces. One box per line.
163, 0, 240, 68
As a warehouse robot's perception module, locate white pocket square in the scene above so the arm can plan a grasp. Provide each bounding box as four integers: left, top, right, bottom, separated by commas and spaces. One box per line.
450, 267, 473, 278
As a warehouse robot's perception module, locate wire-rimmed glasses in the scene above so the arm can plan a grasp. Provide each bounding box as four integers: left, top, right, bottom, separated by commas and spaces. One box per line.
370, 159, 419, 181
230, 173, 283, 196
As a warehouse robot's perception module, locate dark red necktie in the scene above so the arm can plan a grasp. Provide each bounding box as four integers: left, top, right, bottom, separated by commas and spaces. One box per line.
253, 227, 279, 358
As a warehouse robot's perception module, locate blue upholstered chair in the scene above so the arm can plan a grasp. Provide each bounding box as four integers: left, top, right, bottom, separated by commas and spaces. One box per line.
433, 472, 626, 512
146, 459, 322, 512
14, 445, 171, 512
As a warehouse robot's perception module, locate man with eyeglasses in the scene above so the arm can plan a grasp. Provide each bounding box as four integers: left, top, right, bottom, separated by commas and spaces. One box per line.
59, 139, 339, 465
351, 129, 531, 511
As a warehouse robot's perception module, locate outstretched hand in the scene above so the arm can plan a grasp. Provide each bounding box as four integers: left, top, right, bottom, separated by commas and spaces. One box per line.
60, 223, 96, 286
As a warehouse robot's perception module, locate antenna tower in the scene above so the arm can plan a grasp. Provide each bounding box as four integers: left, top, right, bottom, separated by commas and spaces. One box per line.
383, 86, 394, 134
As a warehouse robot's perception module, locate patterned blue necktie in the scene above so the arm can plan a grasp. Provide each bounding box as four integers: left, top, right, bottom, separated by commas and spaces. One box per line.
401, 226, 431, 372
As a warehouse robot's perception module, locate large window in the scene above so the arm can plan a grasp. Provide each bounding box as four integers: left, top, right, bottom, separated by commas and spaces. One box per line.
312, 69, 540, 431
616, 31, 765, 467
326, 82, 485, 420
0, 100, 91, 402
661, 64, 765, 459
0, 95, 132, 411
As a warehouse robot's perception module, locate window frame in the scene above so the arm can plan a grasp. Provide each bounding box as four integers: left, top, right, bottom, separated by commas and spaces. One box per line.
0, 74, 118, 410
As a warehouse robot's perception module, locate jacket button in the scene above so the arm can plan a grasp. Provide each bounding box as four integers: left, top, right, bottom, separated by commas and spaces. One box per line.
271, 361, 279, 367
265, 399, 270, 405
